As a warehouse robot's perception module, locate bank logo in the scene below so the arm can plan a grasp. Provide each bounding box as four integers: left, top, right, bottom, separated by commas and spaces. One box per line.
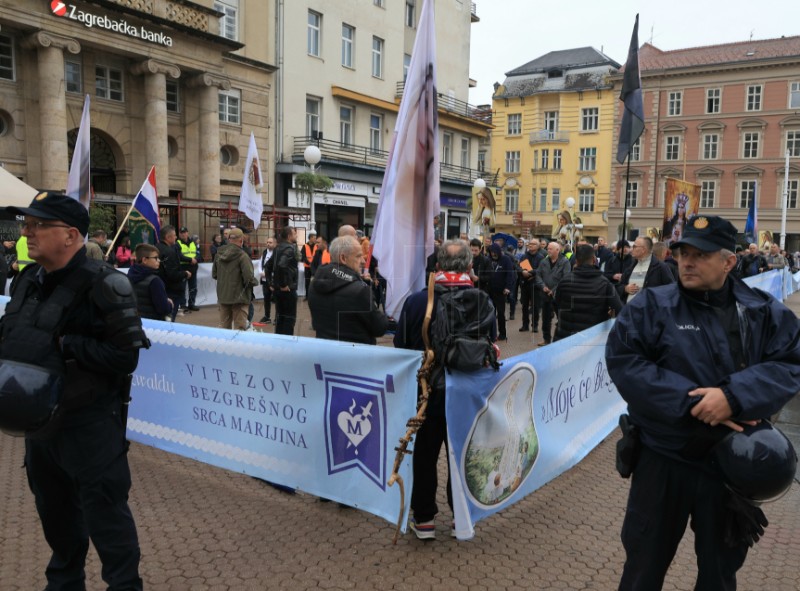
51, 1, 67, 16
317, 364, 390, 490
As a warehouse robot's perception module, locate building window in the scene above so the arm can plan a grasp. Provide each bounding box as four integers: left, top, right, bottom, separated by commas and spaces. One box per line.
308, 11, 321, 57
505, 189, 519, 213
505, 151, 520, 173
403, 54, 411, 80
442, 132, 452, 164
703, 133, 719, 159
706, 88, 721, 114
788, 179, 799, 208
746, 85, 762, 111
460, 138, 470, 169
579, 188, 595, 212
477, 151, 486, 172
544, 111, 559, 136
0, 33, 14, 81
369, 113, 382, 152
626, 181, 639, 208
739, 180, 757, 208
630, 138, 641, 161
405, 1, 415, 27
65, 59, 82, 94
578, 147, 596, 171
219, 89, 241, 124
219, 144, 238, 166
214, 0, 238, 41
791, 82, 800, 109
700, 180, 716, 208
553, 149, 562, 170
581, 107, 599, 131
668, 91, 682, 116
665, 135, 681, 161
787, 130, 800, 157
743, 131, 759, 158
95, 65, 123, 101
166, 80, 180, 113
541, 149, 549, 170
372, 36, 384, 78
305, 96, 321, 137
550, 188, 559, 211
507, 113, 522, 135
341, 24, 354, 68
340, 105, 353, 147
532, 150, 538, 171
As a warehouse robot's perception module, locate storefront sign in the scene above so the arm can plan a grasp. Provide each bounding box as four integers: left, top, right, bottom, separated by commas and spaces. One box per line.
51, 1, 174, 47
441, 195, 467, 208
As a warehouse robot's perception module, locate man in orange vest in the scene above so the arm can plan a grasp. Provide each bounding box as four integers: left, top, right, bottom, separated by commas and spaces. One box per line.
301, 231, 317, 300
310, 237, 330, 278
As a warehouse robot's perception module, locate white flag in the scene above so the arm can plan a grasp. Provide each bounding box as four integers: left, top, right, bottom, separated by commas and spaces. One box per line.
372, 0, 440, 319
66, 94, 91, 210
239, 132, 264, 230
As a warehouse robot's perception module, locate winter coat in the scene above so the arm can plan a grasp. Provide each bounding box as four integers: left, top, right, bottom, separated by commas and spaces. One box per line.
157, 241, 186, 293
554, 266, 621, 339
486, 244, 516, 293
606, 278, 800, 465
272, 241, 298, 292
535, 254, 571, 291
308, 263, 387, 344
128, 263, 172, 320
212, 243, 257, 305
603, 253, 634, 285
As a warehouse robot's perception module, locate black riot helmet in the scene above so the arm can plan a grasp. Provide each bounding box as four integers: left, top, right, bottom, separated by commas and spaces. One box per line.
0, 360, 64, 438
711, 421, 797, 505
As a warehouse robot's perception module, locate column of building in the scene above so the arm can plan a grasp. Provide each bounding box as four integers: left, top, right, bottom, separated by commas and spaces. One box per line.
22, 31, 81, 192
131, 59, 181, 194
189, 73, 230, 201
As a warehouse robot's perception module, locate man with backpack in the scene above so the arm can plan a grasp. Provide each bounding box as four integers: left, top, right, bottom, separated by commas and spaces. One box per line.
394, 239, 498, 540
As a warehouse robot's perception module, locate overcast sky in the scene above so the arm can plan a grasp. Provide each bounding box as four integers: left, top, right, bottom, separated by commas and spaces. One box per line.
468, 0, 800, 106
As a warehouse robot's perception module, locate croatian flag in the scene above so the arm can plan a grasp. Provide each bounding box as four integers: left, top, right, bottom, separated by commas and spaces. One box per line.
66, 94, 92, 210
372, 0, 440, 319
133, 166, 161, 239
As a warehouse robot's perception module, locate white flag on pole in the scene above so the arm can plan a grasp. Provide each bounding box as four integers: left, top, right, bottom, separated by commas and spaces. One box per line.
372, 0, 440, 319
66, 94, 92, 210
239, 132, 264, 230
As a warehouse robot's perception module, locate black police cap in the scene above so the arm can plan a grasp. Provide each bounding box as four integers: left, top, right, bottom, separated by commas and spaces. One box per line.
7, 191, 90, 237
670, 215, 738, 253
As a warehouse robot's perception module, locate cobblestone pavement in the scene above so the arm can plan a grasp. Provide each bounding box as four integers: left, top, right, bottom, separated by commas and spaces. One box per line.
1, 295, 798, 590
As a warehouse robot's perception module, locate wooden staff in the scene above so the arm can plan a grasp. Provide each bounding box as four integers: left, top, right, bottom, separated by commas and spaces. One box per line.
387, 271, 436, 544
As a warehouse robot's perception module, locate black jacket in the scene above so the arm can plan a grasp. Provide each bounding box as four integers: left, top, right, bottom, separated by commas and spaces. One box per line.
128, 263, 172, 320
157, 241, 186, 293
518, 250, 545, 285
308, 263, 387, 344
603, 253, 634, 285
617, 254, 676, 302
272, 241, 298, 292
739, 252, 768, 277
554, 266, 621, 340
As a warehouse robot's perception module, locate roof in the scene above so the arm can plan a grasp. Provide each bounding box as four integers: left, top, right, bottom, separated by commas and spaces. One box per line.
505, 47, 620, 76
638, 35, 800, 72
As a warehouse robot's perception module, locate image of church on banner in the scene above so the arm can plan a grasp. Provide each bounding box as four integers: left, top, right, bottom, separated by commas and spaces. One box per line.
662, 178, 700, 247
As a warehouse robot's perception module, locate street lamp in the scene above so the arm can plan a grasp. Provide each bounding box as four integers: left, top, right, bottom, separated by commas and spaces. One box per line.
303, 145, 322, 234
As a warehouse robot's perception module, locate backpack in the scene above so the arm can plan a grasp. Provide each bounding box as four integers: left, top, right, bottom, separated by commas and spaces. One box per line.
429, 286, 499, 394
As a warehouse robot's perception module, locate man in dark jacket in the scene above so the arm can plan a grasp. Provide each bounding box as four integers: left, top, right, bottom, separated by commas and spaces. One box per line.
308, 236, 387, 344
486, 242, 516, 341
469, 238, 490, 292
272, 226, 299, 335
157, 225, 191, 322
535, 242, 571, 346
617, 236, 676, 303
604, 240, 634, 286
518, 239, 545, 332
606, 215, 800, 590
554, 244, 621, 340
394, 239, 496, 540
738, 243, 769, 277
129, 243, 173, 320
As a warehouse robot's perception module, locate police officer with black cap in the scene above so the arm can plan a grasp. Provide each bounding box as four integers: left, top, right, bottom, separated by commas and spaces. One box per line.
0, 192, 148, 590
606, 215, 800, 590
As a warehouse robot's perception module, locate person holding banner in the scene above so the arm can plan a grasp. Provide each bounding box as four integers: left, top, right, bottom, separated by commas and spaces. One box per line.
606, 215, 800, 590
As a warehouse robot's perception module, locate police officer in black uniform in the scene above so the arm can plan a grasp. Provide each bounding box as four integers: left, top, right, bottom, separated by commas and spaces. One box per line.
1, 192, 148, 591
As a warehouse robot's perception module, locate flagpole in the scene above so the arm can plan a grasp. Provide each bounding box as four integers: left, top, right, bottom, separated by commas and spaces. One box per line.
106, 201, 136, 259
622, 156, 631, 242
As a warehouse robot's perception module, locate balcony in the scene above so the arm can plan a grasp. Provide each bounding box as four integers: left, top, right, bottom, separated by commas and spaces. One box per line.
529, 130, 570, 144
291, 136, 484, 185
395, 82, 493, 124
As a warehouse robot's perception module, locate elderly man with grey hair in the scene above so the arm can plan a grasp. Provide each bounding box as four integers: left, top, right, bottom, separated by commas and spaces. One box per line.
308, 235, 387, 344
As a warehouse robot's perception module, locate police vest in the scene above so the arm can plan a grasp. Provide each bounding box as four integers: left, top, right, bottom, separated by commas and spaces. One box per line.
15, 236, 32, 270
303, 243, 316, 268
179, 240, 198, 264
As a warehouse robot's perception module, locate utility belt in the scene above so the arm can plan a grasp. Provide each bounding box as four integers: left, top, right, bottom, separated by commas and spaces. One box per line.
616, 414, 641, 478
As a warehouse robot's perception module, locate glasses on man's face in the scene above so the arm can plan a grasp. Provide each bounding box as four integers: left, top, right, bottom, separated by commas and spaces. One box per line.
19, 220, 72, 233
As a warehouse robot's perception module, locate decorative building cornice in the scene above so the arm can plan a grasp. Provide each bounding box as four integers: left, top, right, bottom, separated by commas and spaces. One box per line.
187, 73, 231, 91
131, 59, 181, 79
22, 31, 80, 54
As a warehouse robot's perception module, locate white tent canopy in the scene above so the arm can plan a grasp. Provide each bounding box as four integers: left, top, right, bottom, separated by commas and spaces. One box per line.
0, 166, 37, 208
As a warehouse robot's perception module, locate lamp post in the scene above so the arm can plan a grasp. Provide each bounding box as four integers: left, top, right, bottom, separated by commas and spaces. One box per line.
303, 145, 322, 235
471, 177, 487, 239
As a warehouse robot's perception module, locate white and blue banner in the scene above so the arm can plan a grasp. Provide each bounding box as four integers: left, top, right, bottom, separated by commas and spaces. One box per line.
445, 321, 626, 540
129, 320, 419, 528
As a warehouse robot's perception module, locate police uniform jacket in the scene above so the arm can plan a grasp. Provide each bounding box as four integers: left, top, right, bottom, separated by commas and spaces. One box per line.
308, 263, 387, 345
605, 278, 800, 465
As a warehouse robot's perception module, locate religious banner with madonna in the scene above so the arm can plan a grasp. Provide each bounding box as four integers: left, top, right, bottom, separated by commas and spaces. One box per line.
662, 178, 700, 247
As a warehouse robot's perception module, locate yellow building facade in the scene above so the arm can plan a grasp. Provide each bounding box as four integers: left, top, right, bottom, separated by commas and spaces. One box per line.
489, 47, 620, 241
